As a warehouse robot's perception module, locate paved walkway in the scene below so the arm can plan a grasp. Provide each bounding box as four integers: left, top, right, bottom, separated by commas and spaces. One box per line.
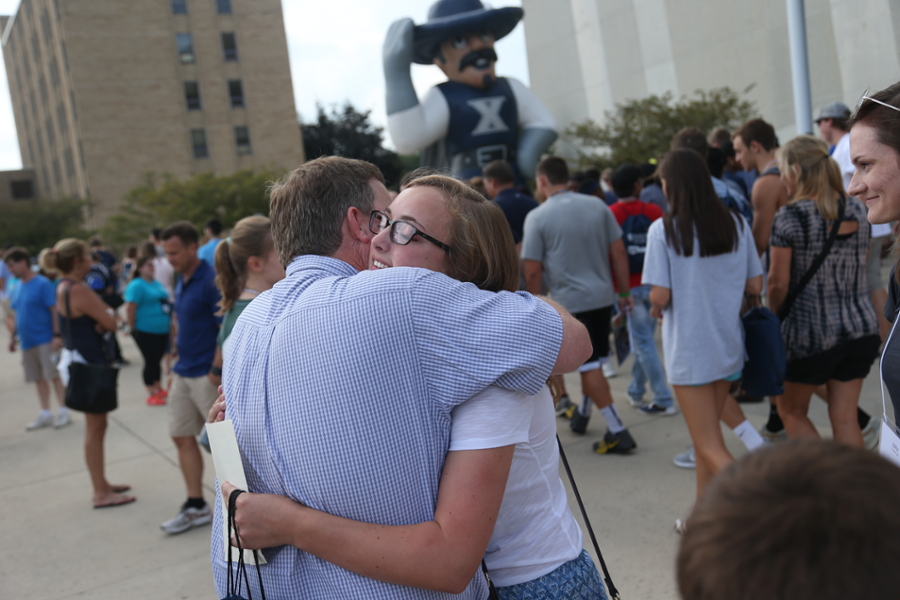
0, 328, 887, 599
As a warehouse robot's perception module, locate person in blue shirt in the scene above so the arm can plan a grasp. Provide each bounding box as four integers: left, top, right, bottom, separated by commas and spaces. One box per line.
3, 247, 70, 430
197, 218, 223, 269
124, 256, 172, 406
483, 159, 538, 251
159, 221, 222, 535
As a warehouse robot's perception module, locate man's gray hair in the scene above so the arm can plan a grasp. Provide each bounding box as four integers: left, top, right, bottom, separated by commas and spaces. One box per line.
269, 156, 385, 265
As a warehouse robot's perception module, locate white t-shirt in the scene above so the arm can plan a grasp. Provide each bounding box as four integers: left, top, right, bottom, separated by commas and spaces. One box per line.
449, 385, 583, 587
642, 215, 763, 385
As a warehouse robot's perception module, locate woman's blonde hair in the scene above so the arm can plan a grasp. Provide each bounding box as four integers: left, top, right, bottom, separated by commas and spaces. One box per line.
39, 238, 89, 275
405, 174, 519, 293
214, 216, 274, 314
776, 135, 845, 220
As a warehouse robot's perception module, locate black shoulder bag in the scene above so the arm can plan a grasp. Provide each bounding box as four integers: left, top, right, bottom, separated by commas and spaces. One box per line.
62, 282, 119, 414
777, 201, 846, 322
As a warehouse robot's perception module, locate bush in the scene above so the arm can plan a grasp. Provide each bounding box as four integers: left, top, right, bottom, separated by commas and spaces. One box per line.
102, 168, 283, 246
566, 87, 758, 170
0, 198, 90, 256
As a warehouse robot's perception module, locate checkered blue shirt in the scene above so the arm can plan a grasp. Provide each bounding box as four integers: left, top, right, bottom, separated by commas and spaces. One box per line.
211, 256, 562, 600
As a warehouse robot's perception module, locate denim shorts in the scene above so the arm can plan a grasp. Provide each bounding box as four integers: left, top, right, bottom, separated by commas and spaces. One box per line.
495, 550, 608, 600
688, 370, 743, 387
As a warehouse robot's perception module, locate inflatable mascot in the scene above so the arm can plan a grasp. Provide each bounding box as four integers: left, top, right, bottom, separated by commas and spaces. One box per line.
383, 0, 557, 182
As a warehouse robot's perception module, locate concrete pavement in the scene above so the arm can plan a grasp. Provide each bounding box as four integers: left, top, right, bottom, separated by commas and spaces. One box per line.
0, 328, 887, 599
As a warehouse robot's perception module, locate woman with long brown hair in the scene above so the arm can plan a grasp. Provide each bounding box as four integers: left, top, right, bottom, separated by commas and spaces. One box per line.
848, 82, 900, 426
642, 148, 762, 521
42, 239, 135, 508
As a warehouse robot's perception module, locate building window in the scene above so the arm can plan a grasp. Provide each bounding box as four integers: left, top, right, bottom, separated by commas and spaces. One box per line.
172, 0, 188, 14
41, 8, 51, 42
49, 56, 60, 88
64, 147, 75, 178
191, 128, 208, 158
234, 126, 251, 155
52, 158, 61, 188
31, 33, 41, 61
221, 32, 238, 61
57, 103, 68, 133
39, 73, 47, 98
10, 180, 34, 200
216, 0, 232, 14
228, 79, 244, 108
184, 81, 201, 110
176, 33, 194, 63
46, 116, 55, 144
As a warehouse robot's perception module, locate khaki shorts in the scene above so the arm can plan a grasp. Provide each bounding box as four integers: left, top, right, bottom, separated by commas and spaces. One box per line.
168, 373, 218, 438
22, 343, 58, 383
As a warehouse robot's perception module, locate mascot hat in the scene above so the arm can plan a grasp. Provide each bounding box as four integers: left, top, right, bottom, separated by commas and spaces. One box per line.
412, 0, 524, 65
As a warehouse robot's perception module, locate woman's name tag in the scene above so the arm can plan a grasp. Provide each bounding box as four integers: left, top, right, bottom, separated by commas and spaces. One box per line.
879, 418, 900, 467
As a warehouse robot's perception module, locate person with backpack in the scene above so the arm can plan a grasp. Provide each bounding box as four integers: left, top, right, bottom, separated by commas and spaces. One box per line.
609, 165, 674, 415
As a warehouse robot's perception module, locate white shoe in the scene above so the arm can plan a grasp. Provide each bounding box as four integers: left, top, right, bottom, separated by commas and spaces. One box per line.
54, 411, 72, 429
673, 447, 696, 469
862, 417, 881, 451
160, 504, 212, 534
602, 362, 617, 378
26, 412, 54, 431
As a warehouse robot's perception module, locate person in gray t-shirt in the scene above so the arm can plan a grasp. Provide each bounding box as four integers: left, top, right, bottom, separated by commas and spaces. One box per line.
642, 149, 762, 516
522, 157, 638, 455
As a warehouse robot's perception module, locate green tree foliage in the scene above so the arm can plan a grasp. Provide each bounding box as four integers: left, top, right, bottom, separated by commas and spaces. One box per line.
302, 102, 403, 187
566, 87, 758, 169
102, 168, 282, 246
0, 198, 89, 256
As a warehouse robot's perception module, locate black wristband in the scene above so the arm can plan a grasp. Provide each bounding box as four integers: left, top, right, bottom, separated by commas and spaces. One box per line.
209, 366, 223, 377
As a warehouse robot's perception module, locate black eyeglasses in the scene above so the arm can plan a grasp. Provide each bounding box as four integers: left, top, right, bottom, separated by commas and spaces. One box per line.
369, 210, 452, 253
852, 87, 900, 120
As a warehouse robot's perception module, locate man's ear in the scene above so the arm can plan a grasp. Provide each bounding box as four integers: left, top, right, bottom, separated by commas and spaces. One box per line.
750, 140, 764, 154
346, 206, 371, 243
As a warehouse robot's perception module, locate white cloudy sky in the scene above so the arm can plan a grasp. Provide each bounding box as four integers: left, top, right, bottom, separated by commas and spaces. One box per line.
0, 0, 530, 170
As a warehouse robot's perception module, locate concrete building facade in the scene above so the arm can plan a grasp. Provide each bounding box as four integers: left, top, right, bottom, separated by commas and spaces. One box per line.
522, 0, 900, 151
1, 0, 303, 227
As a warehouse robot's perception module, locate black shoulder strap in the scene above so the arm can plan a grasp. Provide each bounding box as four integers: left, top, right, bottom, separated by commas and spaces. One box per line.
778, 201, 846, 321
556, 436, 620, 599
62, 281, 74, 350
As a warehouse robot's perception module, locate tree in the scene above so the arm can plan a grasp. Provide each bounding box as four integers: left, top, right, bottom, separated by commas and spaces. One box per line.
566, 87, 759, 169
301, 102, 403, 187
0, 198, 90, 256
102, 168, 282, 246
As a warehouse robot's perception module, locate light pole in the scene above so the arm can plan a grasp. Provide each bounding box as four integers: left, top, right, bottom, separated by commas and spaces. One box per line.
787, 0, 813, 134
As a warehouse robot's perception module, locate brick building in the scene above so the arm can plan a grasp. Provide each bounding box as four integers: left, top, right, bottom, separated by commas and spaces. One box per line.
0, 0, 304, 226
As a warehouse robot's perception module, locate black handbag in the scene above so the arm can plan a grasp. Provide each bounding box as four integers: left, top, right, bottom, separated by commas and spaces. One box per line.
62, 282, 119, 414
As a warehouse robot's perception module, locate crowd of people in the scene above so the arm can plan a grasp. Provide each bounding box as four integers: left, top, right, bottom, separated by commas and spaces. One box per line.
3, 80, 900, 599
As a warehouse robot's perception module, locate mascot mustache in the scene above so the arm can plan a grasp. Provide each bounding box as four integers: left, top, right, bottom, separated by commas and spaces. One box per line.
458, 47, 498, 72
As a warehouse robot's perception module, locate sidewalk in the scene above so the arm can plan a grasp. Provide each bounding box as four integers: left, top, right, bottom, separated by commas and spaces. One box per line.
0, 331, 887, 599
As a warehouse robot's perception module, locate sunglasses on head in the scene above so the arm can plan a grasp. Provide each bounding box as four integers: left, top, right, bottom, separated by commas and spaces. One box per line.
852, 87, 900, 120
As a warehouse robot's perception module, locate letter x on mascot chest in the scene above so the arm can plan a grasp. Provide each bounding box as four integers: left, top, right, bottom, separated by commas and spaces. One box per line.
383, 0, 557, 184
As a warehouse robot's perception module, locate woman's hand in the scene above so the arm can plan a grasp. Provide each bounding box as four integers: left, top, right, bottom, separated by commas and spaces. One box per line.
209, 387, 226, 423
222, 481, 302, 549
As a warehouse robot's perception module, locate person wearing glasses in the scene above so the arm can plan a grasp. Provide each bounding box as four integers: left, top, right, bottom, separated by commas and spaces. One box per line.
214, 174, 606, 600
210, 158, 592, 600
848, 83, 900, 423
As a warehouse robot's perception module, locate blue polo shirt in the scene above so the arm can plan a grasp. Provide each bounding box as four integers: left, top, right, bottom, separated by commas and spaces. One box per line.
173, 260, 221, 377
494, 187, 539, 244
10, 275, 56, 351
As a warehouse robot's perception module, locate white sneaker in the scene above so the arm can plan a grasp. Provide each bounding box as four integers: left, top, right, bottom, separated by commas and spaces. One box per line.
862, 417, 881, 451
160, 504, 212, 534
673, 447, 696, 469
602, 362, 617, 378
54, 411, 72, 429
26, 412, 54, 431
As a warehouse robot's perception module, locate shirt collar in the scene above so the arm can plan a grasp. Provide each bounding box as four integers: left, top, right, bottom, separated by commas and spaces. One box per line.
285, 255, 359, 279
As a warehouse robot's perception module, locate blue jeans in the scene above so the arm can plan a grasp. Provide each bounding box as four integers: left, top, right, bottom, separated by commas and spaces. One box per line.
627, 285, 674, 408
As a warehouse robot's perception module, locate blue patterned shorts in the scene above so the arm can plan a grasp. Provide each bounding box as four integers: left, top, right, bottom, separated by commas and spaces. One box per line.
495, 550, 608, 600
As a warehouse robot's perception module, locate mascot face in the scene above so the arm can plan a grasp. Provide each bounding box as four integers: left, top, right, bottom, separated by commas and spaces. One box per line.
433, 30, 497, 89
